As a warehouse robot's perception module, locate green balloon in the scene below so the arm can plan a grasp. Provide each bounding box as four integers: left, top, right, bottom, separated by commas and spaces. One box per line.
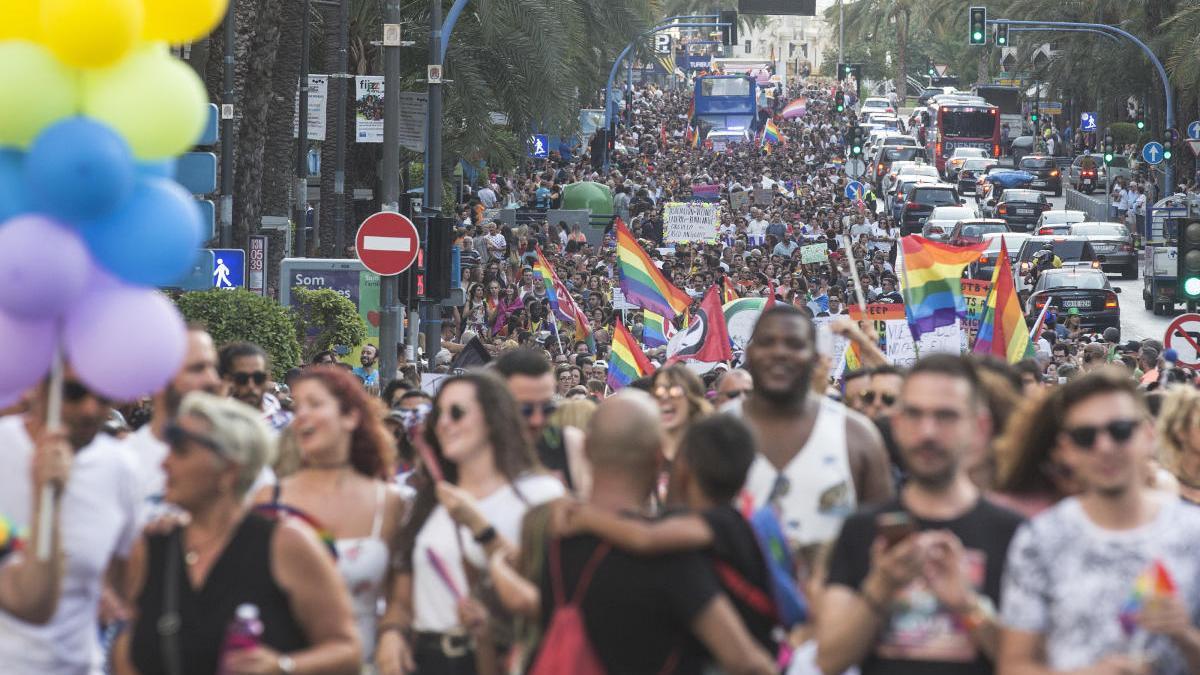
0, 41, 80, 149
83, 46, 207, 160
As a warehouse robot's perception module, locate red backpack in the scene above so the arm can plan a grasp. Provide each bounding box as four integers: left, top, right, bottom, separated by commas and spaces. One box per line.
528, 539, 611, 675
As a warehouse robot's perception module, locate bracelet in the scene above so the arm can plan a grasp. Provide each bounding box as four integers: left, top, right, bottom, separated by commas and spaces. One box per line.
473, 525, 497, 545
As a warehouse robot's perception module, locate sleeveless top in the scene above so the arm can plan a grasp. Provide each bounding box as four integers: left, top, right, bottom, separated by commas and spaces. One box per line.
130, 514, 309, 675
731, 396, 857, 548
334, 482, 390, 660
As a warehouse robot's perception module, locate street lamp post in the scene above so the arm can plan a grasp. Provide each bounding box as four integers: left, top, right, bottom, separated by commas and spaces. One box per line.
294, 0, 311, 258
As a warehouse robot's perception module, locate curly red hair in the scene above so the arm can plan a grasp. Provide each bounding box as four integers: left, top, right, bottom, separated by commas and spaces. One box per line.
291, 365, 391, 478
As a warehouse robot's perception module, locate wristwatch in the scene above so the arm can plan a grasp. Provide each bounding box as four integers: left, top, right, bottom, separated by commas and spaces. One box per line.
277, 654, 296, 674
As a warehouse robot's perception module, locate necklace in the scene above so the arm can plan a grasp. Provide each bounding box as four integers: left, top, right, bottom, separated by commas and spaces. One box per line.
184, 527, 231, 566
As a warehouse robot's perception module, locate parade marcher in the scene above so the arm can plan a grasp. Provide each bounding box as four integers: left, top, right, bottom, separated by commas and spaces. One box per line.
219, 342, 293, 431
1157, 386, 1200, 505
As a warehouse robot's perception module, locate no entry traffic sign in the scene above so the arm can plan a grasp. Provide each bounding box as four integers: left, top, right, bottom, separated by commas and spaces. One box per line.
1164, 313, 1200, 367
355, 211, 420, 276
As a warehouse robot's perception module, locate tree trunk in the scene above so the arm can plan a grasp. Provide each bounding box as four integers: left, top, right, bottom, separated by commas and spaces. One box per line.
260, 0, 302, 282
894, 9, 908, 104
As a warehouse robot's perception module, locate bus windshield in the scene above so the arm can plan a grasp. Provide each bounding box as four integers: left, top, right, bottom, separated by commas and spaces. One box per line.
941, 110, 997, 138
974, 86, 1021, 115
700, 78, 751, 97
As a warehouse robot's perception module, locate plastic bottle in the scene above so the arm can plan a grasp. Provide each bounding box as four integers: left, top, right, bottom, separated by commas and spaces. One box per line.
217, 604, 263, 675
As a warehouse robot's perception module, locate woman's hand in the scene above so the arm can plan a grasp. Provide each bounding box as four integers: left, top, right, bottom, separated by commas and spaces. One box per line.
376, 629, 416, 675
31, 429, 72, 492
436, 482, 487, 533
457, 597, 490, 638
222, 645, 283, 675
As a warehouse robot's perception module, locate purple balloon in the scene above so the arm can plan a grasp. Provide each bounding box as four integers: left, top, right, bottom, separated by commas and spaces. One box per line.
0, 310, 57, 395
63, 285, 185, 401
0, 215, 92, 319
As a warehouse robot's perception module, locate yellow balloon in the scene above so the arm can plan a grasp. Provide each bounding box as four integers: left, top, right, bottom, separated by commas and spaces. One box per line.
83, 47, 207, 160
0, 0, 42, 40
143, 0, 230, 44
0, 41, 80, 148
41, 0, 144, 68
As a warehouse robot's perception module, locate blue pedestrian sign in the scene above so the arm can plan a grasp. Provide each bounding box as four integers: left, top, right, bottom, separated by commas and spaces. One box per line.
844, 180, 864, 200
1188, 121, 1200, 140
210, 248, 245, 289
528, 134, 549, 159
1079, 112, 1097, 132
1142, 141, 1165, 165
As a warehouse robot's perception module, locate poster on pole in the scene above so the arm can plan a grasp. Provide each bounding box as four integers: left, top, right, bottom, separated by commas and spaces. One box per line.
729, 190, 750, 213
664, 201, 719, 244
961, 279, 992, 347
397, 91, 428, 152
355, 76, 385, 143
293, 75, 328, 141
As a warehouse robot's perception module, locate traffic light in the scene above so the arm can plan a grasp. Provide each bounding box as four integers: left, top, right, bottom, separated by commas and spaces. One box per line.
995, 24, 1008, 46
969, 7, 986, 45
843, 63, 854, 80
1030, 104, 1038, 124
1135, 101, 1146, 130
835, 90, 845, 113
1164, 141, 1174, 161
423, 216, 455, 301
1103, 133, 1115, 164
848, 125, 864, 155
927, 58, 935, 77
1165, 128, 1178, 160
837, 62, 846, 81
719, 10, 738, 46
1178, 219, 1200, 300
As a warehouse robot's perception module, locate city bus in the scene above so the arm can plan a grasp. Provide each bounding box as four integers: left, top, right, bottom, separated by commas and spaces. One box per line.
973, 84, 1024, 139
692, 74, 759, 134
922, 101, 1001, 174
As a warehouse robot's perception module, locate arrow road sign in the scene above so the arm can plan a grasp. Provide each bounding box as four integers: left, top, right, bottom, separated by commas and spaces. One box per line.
1142, 141, 1164, 165
355, 211, 420, 276
1188, 121, 1200, 140
844, 180, 864, 200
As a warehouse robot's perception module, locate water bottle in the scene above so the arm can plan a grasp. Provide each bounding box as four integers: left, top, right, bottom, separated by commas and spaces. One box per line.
217, 604, 263, 675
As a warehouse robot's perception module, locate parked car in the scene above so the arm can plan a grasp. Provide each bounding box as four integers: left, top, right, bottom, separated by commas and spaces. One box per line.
969, 232, 1031, 280
945, 147, 991, 181
957, 158, 999, 194
1017, 155, 1063, 196
922, 205, 980, 241
1070, 221, 1138, 279
948, 218, 1008, 245
1068, 154, 1103, 193
993, 189, 1052, 231
1024, 268, 1121, 337
901, 184, 963, 235
1034, 209, 1087, 235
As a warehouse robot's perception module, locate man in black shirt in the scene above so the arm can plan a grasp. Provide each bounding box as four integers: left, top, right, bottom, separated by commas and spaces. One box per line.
532, 391, 776, 675
818, 355, 1023, 675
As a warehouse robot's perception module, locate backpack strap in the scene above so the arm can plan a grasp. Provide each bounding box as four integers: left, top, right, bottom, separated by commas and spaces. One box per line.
570, 541, 611, 606
548, 537, 611, 608
713, 559, 777, 621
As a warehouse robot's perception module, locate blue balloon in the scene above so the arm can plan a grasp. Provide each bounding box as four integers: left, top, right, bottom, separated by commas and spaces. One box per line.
0, 150, 30, 221
25, 117, 135, 222
82, 176, 203, 287
138, 158, 177, 179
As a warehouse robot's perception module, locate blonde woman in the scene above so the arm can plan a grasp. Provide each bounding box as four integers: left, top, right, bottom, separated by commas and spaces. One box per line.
1157, 387, 1200, 505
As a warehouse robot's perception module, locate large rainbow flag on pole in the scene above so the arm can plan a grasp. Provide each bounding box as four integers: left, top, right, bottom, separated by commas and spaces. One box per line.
899, 235, 988, 340
761, 118, 783, 147
607, 318, 655, 390
615, 218, 691, 320
972, 237, 1034, 363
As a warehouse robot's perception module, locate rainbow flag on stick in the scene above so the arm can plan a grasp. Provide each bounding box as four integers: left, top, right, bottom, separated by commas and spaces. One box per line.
899, 235, 988, 340
615, 218, 691, 320
532, 248, 592, 344
608, 318, 655, 390
761, 118, 783, 147
972, 237, 1034, 363
642, 309, 674, 348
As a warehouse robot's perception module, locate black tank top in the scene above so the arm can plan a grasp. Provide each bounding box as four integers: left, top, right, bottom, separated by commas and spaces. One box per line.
130, 513, 309, 675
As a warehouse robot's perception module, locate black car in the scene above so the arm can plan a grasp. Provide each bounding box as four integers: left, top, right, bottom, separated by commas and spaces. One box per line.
957, 158, 998, 194
901, 184, 962, 235
1024, 268, 1120, 337
1017, 155, 1063, 196
1069, 221, 1138, 279
993, 189, 1051, 232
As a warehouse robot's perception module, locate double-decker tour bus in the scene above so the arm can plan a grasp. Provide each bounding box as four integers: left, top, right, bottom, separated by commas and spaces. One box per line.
922, 99, 1001, 174
692, 74, 759, 135
973, 84, 1023, 141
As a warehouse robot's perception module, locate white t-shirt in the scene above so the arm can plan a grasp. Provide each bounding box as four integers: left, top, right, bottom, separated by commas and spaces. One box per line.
0, 415, 141, 674
412, 473, 564, 632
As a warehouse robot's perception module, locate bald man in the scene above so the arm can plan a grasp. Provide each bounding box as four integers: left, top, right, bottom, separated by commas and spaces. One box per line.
525, 392, 776, 675
714, 368, 754, 407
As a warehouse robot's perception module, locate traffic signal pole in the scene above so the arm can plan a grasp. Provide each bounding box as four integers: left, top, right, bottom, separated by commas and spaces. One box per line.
378, 0, 402, 387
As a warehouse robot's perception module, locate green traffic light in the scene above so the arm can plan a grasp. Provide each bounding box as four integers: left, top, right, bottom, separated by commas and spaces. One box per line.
1164, 149, 1173, 160
1185, 277, 1200, 297
1137, 121, 1145, 130
1104, 153, 1114, 163
997, 37, 1006, 45
1030, 114, 1038, 122
972, 31, 983, 41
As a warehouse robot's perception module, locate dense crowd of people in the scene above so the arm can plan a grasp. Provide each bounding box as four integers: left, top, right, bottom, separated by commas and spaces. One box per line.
2, 74, 1200, 675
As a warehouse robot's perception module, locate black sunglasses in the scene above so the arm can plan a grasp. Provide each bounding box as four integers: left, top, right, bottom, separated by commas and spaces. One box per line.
1061, 419, 1139, 449
164, 422, 227, 458
860, 391, 897, 406
520, 401, 558, 418
231, 371, 268, 386
63, 380, 109, 404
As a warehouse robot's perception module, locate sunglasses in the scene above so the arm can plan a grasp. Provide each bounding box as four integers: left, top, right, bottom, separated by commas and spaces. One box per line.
231, 371, 268, 386
654, 385, 685, 400
521, 400, 559, 418
63, 380, 110, 404
441, 403, 469, 422
860, 391, 897, 406
164, 422, 227, 458
722, 388, 752, 400
1061, 418, 1139, 449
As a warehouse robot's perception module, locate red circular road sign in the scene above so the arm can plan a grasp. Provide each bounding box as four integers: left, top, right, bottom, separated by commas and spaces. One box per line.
1164, 313, 1200, 368
355, 212, 420, 276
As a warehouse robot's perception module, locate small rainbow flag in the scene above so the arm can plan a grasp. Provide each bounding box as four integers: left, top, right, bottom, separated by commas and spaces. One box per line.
615, 218, 691, 320
972, 237, 1034, 363
608, 318, 655, 390
642, 309, 673, 348
780, 96, 807, 119
1119, 559, 1176, 636
900, 235, 988, 340
761, 119, 783, 147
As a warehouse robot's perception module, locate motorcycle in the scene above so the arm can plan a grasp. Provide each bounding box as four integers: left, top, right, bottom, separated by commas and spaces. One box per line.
1078, 168, 1096, 194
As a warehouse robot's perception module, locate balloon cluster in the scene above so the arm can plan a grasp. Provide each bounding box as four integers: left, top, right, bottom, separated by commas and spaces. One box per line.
0, 0, 229, 403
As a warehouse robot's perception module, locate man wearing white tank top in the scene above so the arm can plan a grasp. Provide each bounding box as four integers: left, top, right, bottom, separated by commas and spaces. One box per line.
728, 305, 894, 552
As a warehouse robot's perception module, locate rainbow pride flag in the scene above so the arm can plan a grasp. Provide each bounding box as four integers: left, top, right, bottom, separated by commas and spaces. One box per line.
615, 218, 690, 320
761, 118, 783, 146
972, 237, 1033, 363
608, 318, 655, 390
1119, 559, 1176, 636
899, 235, 987, 340
642, 309, 674, 348
780, 96, 807, 119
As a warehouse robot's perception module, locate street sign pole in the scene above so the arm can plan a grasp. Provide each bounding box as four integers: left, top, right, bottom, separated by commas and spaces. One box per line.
379, 0, 402, 388
294, 0, 310, 258
422, 0, 445, 368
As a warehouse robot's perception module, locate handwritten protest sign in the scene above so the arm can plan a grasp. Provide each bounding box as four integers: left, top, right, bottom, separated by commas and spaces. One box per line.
961, 279, 992, 348
664, 202, 719, 244
800, 243, 829, 264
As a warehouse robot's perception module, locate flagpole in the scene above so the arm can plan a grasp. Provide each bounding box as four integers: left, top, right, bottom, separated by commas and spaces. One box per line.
1029, 299, 1052, 342
841, 235, 868, 314
548, 311, 567, 356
